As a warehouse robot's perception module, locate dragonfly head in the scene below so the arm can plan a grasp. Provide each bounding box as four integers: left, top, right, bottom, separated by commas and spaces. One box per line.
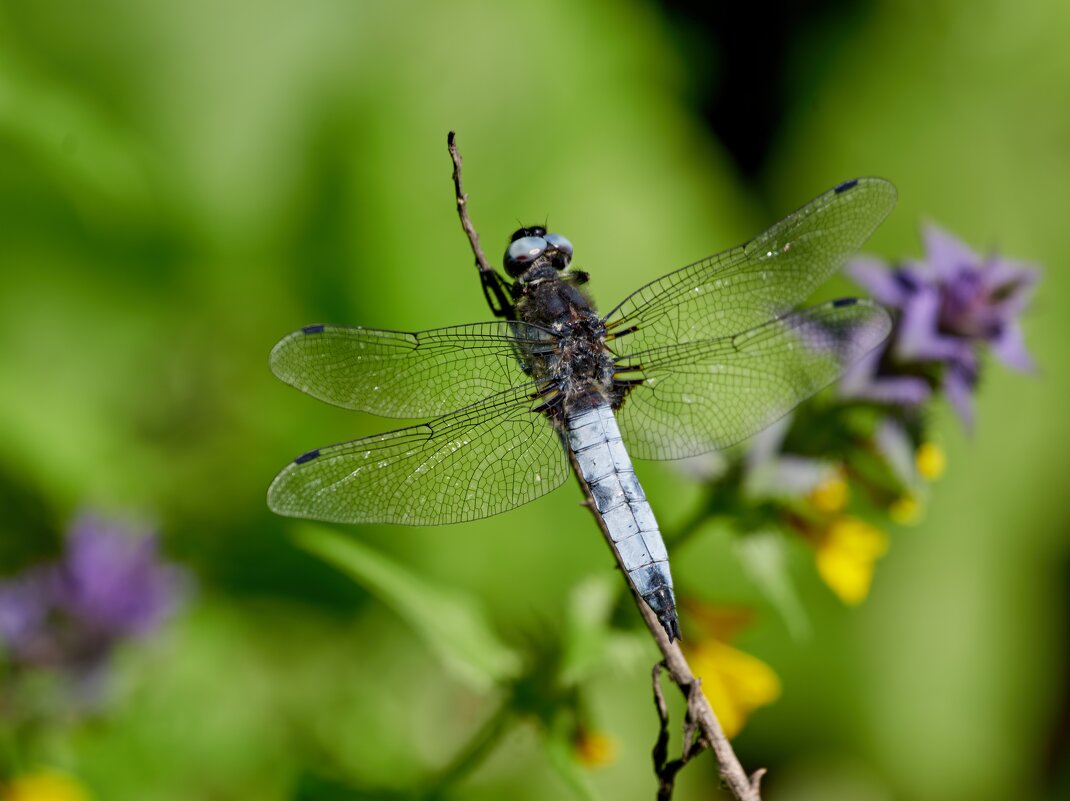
504, 226, 574, 277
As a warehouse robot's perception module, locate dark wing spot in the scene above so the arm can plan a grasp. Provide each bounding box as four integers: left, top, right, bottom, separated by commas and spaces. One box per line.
302, 324, 326, 334
294, 449, 321, 464
834, 179, 859, 194
832, 297, 858, 308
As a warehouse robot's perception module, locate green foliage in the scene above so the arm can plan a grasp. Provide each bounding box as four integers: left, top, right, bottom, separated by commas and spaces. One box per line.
294, 525, 521, 692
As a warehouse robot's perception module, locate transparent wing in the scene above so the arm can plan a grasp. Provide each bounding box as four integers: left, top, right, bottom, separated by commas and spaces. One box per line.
614, 299, 892, 460
270, 321, 557, 418
267, 384, 569, 525
604, 179, 896, 352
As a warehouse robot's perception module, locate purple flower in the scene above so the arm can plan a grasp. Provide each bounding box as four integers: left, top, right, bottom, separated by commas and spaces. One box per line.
0, 513, 188, 680
845, 224, 1039, 427
838, 345, 933, 408
0, 568, 55, 664
57, 514, 187, 640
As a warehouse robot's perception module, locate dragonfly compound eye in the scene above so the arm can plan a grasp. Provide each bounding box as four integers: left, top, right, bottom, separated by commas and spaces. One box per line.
544, 233, 574, 269
504, 236, 548, 275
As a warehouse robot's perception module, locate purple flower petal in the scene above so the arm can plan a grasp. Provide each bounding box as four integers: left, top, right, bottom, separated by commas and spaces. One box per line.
984, 261, 1040, 323
847, 257, 911, 306
0, 570, 51, 655
922, 223, 979, 279
990, 321, 1035, 373
896, 288, 969, 363
59, 514, 188, 638
982, 255, 1039, 296
945, 363, 976, 431
847, 373, 933, 406
839, 346, 932, 406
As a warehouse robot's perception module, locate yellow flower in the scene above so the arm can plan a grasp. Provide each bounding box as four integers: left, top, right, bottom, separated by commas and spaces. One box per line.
2, 771, 92, 801
574, 728, 617, 768
889, 495, 923, 525
915, 442, 946, 481
808, 470, 849, 514
685, 638, 780, 739
815, 517, 888, 605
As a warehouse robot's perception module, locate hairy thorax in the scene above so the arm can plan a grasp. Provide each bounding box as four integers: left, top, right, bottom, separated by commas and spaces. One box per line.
516, 275, 616, 408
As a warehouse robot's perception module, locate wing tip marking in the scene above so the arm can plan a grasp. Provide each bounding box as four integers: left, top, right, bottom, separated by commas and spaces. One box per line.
302, 324, 326, 335
831, 297, 859, 308
834, 178, 859, 194
294, 448, 321, 464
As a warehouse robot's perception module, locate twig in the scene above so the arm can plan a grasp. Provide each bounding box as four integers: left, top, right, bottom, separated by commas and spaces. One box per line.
447, 131, 513, 319
446, 132, 765, 801
652, 661, 706, 800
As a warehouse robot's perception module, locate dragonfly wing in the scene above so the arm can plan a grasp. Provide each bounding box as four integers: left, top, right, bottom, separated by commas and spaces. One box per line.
614, 299, 892, 460
270, 321, 557, 418
268, 384, 569, 525
604, 178, 897, 353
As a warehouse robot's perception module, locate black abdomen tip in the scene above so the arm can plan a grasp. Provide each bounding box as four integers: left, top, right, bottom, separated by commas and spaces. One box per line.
834, 179, 859, 194
294, 449, 321, 464
302, 324, 326, 334
662, 612, 681, 643
645, 585, 681, 643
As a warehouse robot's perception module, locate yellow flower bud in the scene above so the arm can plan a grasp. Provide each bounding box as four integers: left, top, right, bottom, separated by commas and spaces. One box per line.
915, 442, 946, 481
809, 470, 849, 514
574, 729, 617, 768
889, 495, 923, 525
815, 517, 888, 605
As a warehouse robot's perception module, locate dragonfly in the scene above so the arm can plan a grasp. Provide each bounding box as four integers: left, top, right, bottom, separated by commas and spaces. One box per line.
268, 177, 896, 641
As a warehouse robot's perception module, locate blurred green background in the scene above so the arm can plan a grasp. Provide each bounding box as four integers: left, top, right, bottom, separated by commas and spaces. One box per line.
1, 0, 1068, 799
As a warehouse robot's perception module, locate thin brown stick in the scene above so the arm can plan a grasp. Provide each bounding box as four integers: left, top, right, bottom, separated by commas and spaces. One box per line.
446, 132, 765, 801
447, 131, 494, 278
448, 132, 515, 320
652, 662, 705, 800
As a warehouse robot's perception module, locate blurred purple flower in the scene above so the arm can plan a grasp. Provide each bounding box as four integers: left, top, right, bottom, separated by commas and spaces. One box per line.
0, 513, 188, 678
844, 224, 1039, 427
0, 569, 53, 663
58, 515, 187, 640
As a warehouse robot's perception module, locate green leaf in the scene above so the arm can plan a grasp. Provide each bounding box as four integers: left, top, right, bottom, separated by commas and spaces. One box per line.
737, 530, 811, 640
558, 574, 653, 686
293, 525, 521, 691
557, 574, 616, 687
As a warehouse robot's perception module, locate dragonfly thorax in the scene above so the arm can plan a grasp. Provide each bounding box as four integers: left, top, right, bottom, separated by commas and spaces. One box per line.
516, 274, 616, 405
